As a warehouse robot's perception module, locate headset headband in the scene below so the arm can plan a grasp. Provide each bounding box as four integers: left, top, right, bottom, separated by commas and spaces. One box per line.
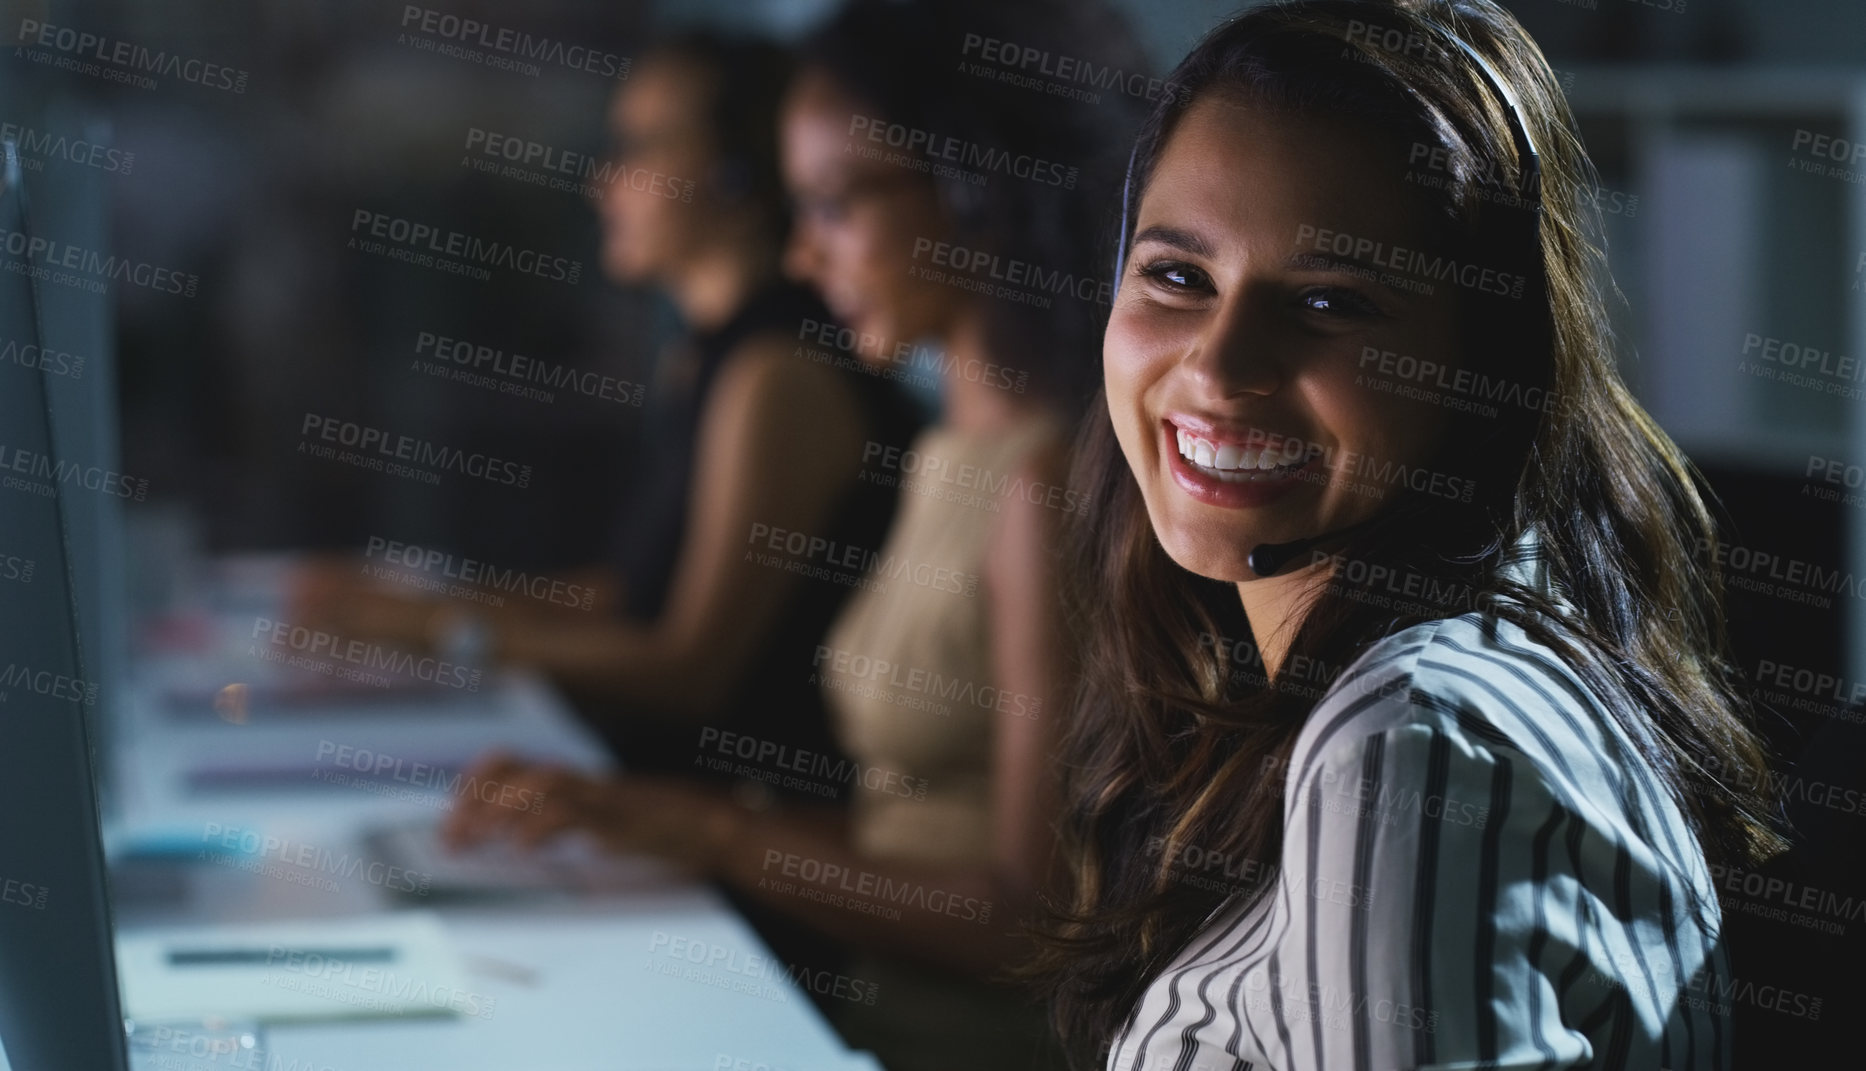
1432, 19, 1542, 204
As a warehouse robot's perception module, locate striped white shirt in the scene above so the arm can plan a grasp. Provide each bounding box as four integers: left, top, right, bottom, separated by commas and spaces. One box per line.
1107, 596, 1730, 1070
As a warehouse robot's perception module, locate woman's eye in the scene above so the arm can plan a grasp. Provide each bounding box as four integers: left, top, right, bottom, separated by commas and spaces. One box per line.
1138, 260, 1211, 292
1297, 286, 1381, 318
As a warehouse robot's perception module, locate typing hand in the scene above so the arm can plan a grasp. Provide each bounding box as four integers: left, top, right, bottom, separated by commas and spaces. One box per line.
285, 554, 437, 649
439, 752, 737, 872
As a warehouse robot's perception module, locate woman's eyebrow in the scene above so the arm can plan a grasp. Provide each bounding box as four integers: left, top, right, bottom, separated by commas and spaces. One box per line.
1131, 225, 1215, 258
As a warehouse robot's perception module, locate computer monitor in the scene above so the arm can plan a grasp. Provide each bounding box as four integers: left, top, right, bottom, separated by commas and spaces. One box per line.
0, 132, 132, 1068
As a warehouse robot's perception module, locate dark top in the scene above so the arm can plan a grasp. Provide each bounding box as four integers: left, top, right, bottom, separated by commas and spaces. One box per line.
609, 282, 820, 622
595, 280, 924, 802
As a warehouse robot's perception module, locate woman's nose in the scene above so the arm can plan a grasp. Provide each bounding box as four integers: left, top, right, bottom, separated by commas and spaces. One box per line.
1179, 290, 1286, 399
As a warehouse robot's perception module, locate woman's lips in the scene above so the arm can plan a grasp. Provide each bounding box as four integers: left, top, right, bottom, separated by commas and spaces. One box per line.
1162, 419, 1318, 509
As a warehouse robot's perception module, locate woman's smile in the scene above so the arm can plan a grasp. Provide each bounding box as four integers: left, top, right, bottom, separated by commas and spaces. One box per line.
1162, 418, 1319, 509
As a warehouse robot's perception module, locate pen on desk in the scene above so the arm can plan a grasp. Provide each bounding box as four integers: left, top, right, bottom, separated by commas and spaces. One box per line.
463, 953, 539, 986
167, 947, 398, 967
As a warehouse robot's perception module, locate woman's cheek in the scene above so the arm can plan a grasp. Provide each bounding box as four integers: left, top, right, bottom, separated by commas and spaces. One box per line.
1324, 375, 1443, 491
1102, 311, 1168, 468
1106, 304, 1184, 397
1101, 315, 1140, 407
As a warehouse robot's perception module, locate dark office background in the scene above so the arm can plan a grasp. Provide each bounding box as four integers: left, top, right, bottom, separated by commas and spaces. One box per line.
14, 1, 1840, 738
2, 0, 1862, 1060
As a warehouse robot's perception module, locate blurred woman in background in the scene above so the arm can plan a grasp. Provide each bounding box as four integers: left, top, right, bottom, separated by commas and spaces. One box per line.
445, 2, 1147, 1068
295, 31, 920, 784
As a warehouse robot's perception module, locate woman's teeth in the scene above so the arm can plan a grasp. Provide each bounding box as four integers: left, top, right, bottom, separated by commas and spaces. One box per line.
1174, 428, 1308, 482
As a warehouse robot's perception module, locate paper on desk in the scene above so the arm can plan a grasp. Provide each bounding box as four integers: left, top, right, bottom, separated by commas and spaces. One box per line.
115, 911, 485, 1024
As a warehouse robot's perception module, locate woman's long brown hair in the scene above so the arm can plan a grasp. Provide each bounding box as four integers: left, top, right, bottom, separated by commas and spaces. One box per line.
1023, 1, 1789, 1063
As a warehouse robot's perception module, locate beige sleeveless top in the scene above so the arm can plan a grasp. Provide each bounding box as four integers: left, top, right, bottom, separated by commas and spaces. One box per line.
819, 414, 1064, 865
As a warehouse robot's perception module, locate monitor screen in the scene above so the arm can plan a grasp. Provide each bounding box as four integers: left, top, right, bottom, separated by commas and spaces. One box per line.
0, 128, 131, 1069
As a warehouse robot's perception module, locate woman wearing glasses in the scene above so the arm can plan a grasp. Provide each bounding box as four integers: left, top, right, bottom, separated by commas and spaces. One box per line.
449, 2, 1143, 1068
296, 32, 921, 783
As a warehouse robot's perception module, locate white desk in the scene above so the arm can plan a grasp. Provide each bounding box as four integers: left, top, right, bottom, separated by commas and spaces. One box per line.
106, 559, 879, 1071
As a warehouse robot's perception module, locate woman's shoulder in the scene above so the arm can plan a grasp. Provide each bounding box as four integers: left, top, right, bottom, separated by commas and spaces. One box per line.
894, 410, 1073, 502
729, 331, 931, 453
706, 332, 877, 442
929, 407, 1070, 457
1292, 611, 1627, 809
1281, 608, 1725, 952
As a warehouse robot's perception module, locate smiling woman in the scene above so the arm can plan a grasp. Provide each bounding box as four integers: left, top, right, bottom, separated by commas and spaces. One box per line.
1025, 2, 1789, 1070
1108, 95, 1469, 571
